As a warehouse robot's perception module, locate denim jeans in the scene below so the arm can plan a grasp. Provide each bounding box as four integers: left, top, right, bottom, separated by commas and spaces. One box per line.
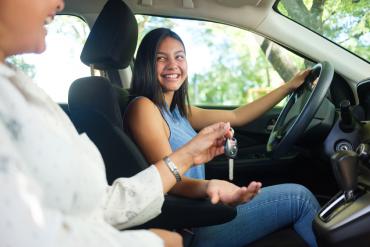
186, 183, 320, 247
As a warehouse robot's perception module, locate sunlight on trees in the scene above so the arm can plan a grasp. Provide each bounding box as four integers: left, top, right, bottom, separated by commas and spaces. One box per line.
136, 16, 308, 106
278, 0, 370, 61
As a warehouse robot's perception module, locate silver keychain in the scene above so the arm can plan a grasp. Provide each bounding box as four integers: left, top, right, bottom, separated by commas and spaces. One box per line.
225, 133, 238, 181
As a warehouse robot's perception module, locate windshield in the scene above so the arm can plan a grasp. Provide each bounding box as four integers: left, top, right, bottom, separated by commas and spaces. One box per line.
275, 0, 370, 63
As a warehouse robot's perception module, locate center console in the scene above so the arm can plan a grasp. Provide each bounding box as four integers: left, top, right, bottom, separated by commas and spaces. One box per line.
313, 145, 370, 246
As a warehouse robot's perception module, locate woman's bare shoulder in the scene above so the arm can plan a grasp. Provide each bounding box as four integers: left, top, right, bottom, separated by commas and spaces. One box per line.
129, 96, 156, 110
125, 96, 169, 144
125, 96, 161, 122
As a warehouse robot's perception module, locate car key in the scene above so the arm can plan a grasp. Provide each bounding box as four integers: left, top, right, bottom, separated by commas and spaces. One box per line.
225, 136, 238, 181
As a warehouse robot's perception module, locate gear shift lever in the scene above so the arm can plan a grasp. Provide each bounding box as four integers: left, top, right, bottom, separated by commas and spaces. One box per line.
331, 150, 358, 201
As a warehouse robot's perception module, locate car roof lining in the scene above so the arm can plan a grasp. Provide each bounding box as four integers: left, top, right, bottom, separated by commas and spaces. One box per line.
63, 0, 273, 30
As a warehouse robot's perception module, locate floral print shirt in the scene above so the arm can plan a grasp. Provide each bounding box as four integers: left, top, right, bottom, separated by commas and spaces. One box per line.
0, 63, 164, 247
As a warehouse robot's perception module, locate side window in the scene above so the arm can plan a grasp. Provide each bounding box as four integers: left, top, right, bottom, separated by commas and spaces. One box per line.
6, 15, 90, 103
136, 15, 314, 106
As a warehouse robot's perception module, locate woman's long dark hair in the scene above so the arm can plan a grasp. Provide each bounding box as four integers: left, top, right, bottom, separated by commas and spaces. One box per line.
130, 28, 191, 117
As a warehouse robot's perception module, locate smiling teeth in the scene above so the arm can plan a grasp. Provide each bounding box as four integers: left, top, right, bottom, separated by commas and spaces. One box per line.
164, 74, 179, 78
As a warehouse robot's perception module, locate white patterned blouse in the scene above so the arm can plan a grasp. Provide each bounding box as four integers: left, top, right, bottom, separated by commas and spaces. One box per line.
0, 63, 164, 247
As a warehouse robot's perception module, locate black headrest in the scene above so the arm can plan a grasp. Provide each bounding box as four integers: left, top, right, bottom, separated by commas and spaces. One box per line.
68, 76, 123, 129
80, 0, 138, 70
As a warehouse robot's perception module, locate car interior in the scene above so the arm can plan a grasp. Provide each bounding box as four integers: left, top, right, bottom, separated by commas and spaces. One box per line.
11, 0, 370, 246
68, 0, 237, 230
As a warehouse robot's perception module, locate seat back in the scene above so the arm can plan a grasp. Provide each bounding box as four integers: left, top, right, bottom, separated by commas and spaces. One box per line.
68, 0, 146, 183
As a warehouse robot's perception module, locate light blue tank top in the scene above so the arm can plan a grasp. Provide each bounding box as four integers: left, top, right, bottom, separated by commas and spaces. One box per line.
161, 106, 205, 179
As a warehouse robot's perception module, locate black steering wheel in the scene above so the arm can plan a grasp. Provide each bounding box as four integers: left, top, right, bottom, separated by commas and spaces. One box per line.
266, 61, 334, 158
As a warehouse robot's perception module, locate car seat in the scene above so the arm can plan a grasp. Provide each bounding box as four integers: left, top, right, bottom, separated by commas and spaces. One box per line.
68, 0, 236, 230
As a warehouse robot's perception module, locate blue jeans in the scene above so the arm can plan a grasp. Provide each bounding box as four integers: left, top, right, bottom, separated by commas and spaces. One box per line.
187, 183, 320, 247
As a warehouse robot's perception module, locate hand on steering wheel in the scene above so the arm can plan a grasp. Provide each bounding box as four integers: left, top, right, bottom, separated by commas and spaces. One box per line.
266, 62, 334, 158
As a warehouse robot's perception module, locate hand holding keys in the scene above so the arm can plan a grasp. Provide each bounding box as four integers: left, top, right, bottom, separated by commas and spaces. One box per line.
225, 128, 238, 181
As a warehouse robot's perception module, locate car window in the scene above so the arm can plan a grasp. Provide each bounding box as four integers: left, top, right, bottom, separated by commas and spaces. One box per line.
6, 15, 91, 103
136, 15, 314, 106
275, 0, 370, 63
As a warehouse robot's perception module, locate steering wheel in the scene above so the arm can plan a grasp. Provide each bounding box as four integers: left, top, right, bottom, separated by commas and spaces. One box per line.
266, 61, 334, 158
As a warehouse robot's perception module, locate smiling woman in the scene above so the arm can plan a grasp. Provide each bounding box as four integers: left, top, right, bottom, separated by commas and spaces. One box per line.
156, 37, 188, 93
125, 27, 320, 247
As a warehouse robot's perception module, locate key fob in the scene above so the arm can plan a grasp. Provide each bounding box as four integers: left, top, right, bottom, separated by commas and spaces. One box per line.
225, 137, 238, 158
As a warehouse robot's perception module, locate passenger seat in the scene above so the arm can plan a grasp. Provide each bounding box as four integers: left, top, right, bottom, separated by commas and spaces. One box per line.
68, 0, 236, 230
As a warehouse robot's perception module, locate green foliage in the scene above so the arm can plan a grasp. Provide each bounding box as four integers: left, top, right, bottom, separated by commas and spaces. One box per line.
278, 0, 370, 61
136, 1, 368, 106
188, 23, 274, 105
136, 16, 308, 106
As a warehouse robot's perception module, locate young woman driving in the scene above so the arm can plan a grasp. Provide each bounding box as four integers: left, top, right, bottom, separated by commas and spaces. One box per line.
125, 28, 320, 247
